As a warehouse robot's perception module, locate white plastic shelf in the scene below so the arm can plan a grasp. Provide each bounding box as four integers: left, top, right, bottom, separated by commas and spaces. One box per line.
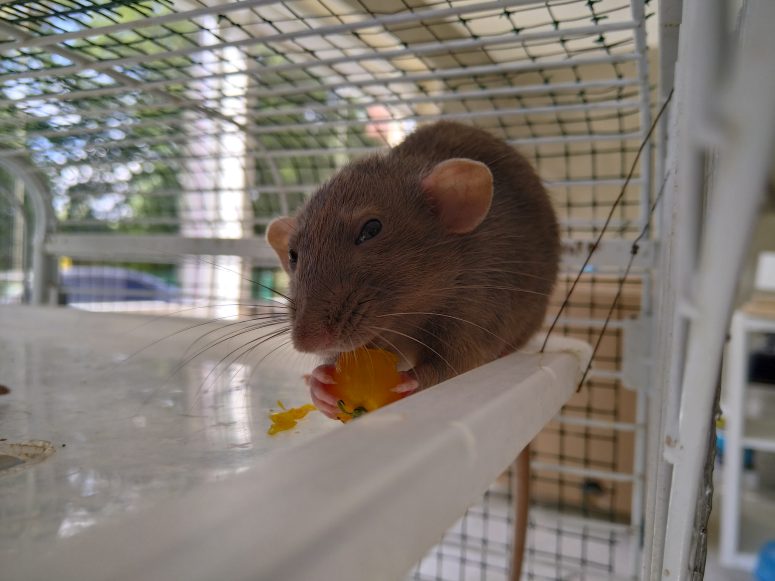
720, 309, 775, 571
1, 305, 589, 581
742, 418, 775, 453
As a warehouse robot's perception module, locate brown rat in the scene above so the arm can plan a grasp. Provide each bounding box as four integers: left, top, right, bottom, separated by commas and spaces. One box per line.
267, 120, 559, 387
267, 121, 559, 580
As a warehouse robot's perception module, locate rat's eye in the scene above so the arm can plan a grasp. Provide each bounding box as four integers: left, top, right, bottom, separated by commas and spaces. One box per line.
288, 249, 298, 270
356, 219, 382, 245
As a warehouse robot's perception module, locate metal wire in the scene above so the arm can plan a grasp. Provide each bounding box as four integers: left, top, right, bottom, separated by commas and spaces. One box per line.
0, 1, 656, 579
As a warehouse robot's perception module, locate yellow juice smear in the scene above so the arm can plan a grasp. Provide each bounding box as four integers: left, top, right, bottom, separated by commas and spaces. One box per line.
267, 401, 317, 435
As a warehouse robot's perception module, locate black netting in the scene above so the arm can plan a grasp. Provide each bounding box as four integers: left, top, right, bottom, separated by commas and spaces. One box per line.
0, 1, 655, 578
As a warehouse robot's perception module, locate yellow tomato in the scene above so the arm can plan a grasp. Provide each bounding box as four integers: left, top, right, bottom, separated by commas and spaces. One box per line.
330, 347, 406, 422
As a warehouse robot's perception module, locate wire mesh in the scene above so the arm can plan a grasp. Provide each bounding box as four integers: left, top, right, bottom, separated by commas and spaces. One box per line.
1, 0, 649, 235
0, 0, 655, 578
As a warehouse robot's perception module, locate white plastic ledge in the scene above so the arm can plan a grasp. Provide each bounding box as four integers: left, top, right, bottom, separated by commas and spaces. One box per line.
10, 337, 590, 581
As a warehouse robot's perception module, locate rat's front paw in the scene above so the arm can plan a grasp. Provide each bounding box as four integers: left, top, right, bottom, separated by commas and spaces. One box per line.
304, 360, 418, 422
304, 364, 340, 419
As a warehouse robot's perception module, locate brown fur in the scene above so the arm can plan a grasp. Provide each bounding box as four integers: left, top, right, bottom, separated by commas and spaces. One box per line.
277, 121, 560, 388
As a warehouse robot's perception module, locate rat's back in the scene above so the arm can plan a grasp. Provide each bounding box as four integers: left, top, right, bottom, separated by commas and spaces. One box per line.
393, 121, 560, 358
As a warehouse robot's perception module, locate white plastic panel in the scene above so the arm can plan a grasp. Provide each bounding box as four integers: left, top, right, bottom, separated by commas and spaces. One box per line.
0, 305, 588, 581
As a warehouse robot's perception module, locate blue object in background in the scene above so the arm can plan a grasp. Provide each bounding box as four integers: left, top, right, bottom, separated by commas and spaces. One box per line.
60, 266, 180, 303
716, 431, 755, 469
755, 541, 775, 581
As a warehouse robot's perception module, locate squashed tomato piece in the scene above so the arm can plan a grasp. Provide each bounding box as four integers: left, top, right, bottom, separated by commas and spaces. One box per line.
267, 401, 317, 435
329, 347, 406, 423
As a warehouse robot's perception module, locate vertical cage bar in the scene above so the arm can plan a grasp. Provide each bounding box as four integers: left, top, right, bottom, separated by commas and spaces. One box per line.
641, 0, 682, 575
629, 0, 653, 575
661, 0, 775, 578
0, 157, 54, 305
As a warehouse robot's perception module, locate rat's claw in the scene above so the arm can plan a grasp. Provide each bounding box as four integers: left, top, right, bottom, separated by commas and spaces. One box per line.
310, 382, 339, 419
307, 364, 340, 419
391, 371, 419, 394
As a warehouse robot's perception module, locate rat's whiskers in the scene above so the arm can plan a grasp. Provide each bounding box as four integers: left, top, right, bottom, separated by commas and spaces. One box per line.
377, 310, 515, 351
371, 325, 457, 375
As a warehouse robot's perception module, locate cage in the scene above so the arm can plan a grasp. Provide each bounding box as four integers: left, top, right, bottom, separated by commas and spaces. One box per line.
1, 0, 774, 580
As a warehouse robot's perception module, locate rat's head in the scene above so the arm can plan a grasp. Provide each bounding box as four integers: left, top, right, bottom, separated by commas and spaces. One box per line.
265, 155, 493, 359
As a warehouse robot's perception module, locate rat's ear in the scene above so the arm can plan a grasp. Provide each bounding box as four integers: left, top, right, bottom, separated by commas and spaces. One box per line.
266, 216, 296, 273
421, 158, 493, 234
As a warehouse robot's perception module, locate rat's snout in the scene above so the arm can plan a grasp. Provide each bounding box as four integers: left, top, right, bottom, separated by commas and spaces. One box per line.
291, 304, 338, 353
292, 323, 336, 353
290, 283, 366, 354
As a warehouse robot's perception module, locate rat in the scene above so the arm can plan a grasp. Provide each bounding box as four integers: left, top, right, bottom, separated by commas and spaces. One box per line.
266, 120, 559, 578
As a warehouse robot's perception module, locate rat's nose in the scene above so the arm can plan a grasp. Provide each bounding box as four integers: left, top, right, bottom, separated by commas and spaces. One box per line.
292, 324, 336, 354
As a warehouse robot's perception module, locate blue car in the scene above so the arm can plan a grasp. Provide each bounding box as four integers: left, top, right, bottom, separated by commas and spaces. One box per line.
59, 266, 180, 304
